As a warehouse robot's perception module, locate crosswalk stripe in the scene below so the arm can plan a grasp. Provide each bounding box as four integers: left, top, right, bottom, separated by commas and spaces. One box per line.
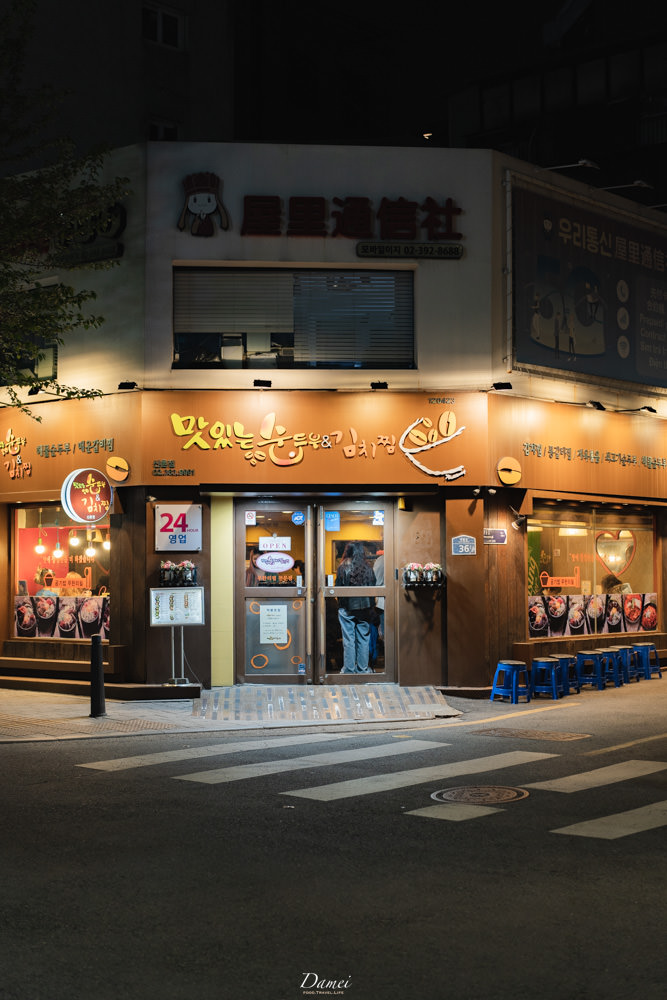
78, 732, 349, 772
525, 760, 667, 793
283, 751, 557, 801
175, 739, 445, 784
552, 800, 667, 839
406, 804, 503, 821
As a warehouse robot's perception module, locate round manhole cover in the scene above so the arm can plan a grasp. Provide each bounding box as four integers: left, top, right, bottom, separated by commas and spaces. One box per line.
431, 785, 530, 804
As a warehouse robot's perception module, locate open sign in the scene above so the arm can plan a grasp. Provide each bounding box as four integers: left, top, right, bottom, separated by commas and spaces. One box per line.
255, 552, 295, 574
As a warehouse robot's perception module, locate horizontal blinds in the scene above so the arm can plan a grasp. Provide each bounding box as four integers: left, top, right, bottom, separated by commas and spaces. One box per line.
173, 268, 414, 367
174, 270, 293, 333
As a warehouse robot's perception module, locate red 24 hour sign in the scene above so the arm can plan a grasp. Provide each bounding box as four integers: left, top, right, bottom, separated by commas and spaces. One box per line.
154, 503, 202, 552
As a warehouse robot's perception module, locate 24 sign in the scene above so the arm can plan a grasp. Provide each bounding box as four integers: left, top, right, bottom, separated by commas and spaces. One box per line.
155, 503, 202, 552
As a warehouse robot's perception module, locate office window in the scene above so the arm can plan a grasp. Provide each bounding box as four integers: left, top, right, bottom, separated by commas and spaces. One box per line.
173, 267, 415, 369
142, 5, 183, 49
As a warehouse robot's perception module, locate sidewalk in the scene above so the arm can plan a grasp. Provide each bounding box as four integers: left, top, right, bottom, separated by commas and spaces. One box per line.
0, 683, 463, 743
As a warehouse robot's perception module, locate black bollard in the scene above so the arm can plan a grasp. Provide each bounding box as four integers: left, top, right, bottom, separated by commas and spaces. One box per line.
90, 634, 106, 718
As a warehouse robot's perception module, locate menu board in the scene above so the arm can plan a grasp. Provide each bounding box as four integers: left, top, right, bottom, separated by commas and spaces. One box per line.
150, 587, 205, 626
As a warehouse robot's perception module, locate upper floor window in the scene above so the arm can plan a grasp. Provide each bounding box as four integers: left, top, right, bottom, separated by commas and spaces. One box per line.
142, 4, 184, 49
172, 267, 415, 370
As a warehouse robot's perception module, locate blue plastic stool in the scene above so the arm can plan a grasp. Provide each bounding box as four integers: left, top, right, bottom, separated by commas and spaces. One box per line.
602, 648, 624, 687
576, 650, 608, 691
552, 654, 580, 695
490, 660, 531, 704
632, 643, 663, 679
530, 657, 565, 699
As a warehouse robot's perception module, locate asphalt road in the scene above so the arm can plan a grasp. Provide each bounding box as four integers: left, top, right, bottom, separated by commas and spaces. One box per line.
2, 682, 667, 1000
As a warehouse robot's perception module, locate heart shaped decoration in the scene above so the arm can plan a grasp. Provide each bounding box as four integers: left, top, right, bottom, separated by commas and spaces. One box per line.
595, 530, 636, 576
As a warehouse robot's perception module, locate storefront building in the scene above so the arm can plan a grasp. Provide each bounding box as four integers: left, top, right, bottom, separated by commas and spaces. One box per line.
2, 143, 667, 693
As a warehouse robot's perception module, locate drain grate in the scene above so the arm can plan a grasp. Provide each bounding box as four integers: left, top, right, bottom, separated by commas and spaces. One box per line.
431, 785, 530, 804
479, 728, 590, 742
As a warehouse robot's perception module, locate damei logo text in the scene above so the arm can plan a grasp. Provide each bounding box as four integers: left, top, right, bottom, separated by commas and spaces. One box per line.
300, 972, 352, 995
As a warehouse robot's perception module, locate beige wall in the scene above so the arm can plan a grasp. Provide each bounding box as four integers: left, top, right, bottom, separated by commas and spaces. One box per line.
210, 498, 235, 686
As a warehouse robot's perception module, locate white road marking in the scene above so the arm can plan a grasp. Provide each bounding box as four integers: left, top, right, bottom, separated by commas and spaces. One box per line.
78, 732, 349, 771
406, 804, 504, 821
283, 751, 557, 801
552, 800, 667, 839
525, 760, 667, 793
176, 739, 446, 784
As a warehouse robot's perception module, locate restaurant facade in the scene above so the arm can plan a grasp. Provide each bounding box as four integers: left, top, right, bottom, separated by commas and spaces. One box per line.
2, 142, 667, 693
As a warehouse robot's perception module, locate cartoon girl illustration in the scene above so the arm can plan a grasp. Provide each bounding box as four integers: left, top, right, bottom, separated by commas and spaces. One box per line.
178, 171, 229, 236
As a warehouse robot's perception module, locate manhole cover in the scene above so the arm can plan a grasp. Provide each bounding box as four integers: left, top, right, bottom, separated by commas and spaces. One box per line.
479, 728, 590, 742
431, 785, 530, 804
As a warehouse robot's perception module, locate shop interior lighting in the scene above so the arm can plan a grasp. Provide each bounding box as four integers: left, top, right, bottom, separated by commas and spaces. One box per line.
69, 529, 81, 547
85, 531, 96, 557
34, 508, 46, 554
588, 400, 606, 410
103, 531, 111, 551
253, 379, 272, 388
370, 381, 388, 390
52, 510, 64, 559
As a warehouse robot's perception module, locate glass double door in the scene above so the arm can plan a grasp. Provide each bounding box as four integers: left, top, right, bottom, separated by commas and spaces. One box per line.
236, 500, 394, 684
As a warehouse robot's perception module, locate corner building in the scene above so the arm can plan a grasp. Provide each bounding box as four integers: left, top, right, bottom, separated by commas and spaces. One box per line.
2, 143, 667, 694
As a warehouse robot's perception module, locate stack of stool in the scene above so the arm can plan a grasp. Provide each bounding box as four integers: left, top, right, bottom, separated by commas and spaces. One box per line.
575, 649, 609, 691
632, 642, 663, 679
490, 660, 531, 704
551, 653, 580, 695
530, 656, 565, 699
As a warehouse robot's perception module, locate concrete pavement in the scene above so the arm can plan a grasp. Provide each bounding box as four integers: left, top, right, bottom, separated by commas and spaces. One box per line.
0, 683, 464, 742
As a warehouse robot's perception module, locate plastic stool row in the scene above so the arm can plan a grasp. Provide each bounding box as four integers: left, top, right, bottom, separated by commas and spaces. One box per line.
491, 643, 662, 704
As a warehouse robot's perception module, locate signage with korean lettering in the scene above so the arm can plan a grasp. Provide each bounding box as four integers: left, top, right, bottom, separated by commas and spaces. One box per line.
451, 534, 477, 556
61, 468, 113, 524
513, 184, 667, 388
154, 504, 202, 552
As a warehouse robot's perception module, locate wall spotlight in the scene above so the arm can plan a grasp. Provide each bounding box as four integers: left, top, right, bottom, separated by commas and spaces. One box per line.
588, 400, 606, 410
253, 379, 272, 388
511, 514, 527, 530
487, 487, 497, 495
370, 381, 388, 390
472, 487, 481, 496
492, 382, 512, 391
118, 381, 137, 390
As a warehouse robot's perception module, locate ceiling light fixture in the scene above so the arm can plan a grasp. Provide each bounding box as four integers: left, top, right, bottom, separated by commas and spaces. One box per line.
253, 379, 272, 389
118, 381, 138, 390
370, 381, 388, 390
588, 400, 606, 410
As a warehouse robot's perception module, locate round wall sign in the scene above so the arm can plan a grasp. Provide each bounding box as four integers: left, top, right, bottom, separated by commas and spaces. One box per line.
255, 552, 295, 574
61, 468, 113, 523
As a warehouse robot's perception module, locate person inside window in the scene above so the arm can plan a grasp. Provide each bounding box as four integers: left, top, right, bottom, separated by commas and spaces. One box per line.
335, 542, 376, 674
601, 573, 632, 595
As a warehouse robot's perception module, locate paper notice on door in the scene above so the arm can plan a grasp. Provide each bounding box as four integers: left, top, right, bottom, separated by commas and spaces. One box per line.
260, 604, 288, 644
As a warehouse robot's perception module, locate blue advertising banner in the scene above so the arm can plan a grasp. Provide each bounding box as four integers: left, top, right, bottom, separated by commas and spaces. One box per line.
513, 185, 667, 387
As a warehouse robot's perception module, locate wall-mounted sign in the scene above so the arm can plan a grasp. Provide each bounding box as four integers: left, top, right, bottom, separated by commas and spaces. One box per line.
149, 587, 205, 626
357, 242, 463, 260
451, 534, 476, 556
61, 468, 113, 524
155, 504, 202, 552
484, 528, 507, 545
245, 510, 257, 525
